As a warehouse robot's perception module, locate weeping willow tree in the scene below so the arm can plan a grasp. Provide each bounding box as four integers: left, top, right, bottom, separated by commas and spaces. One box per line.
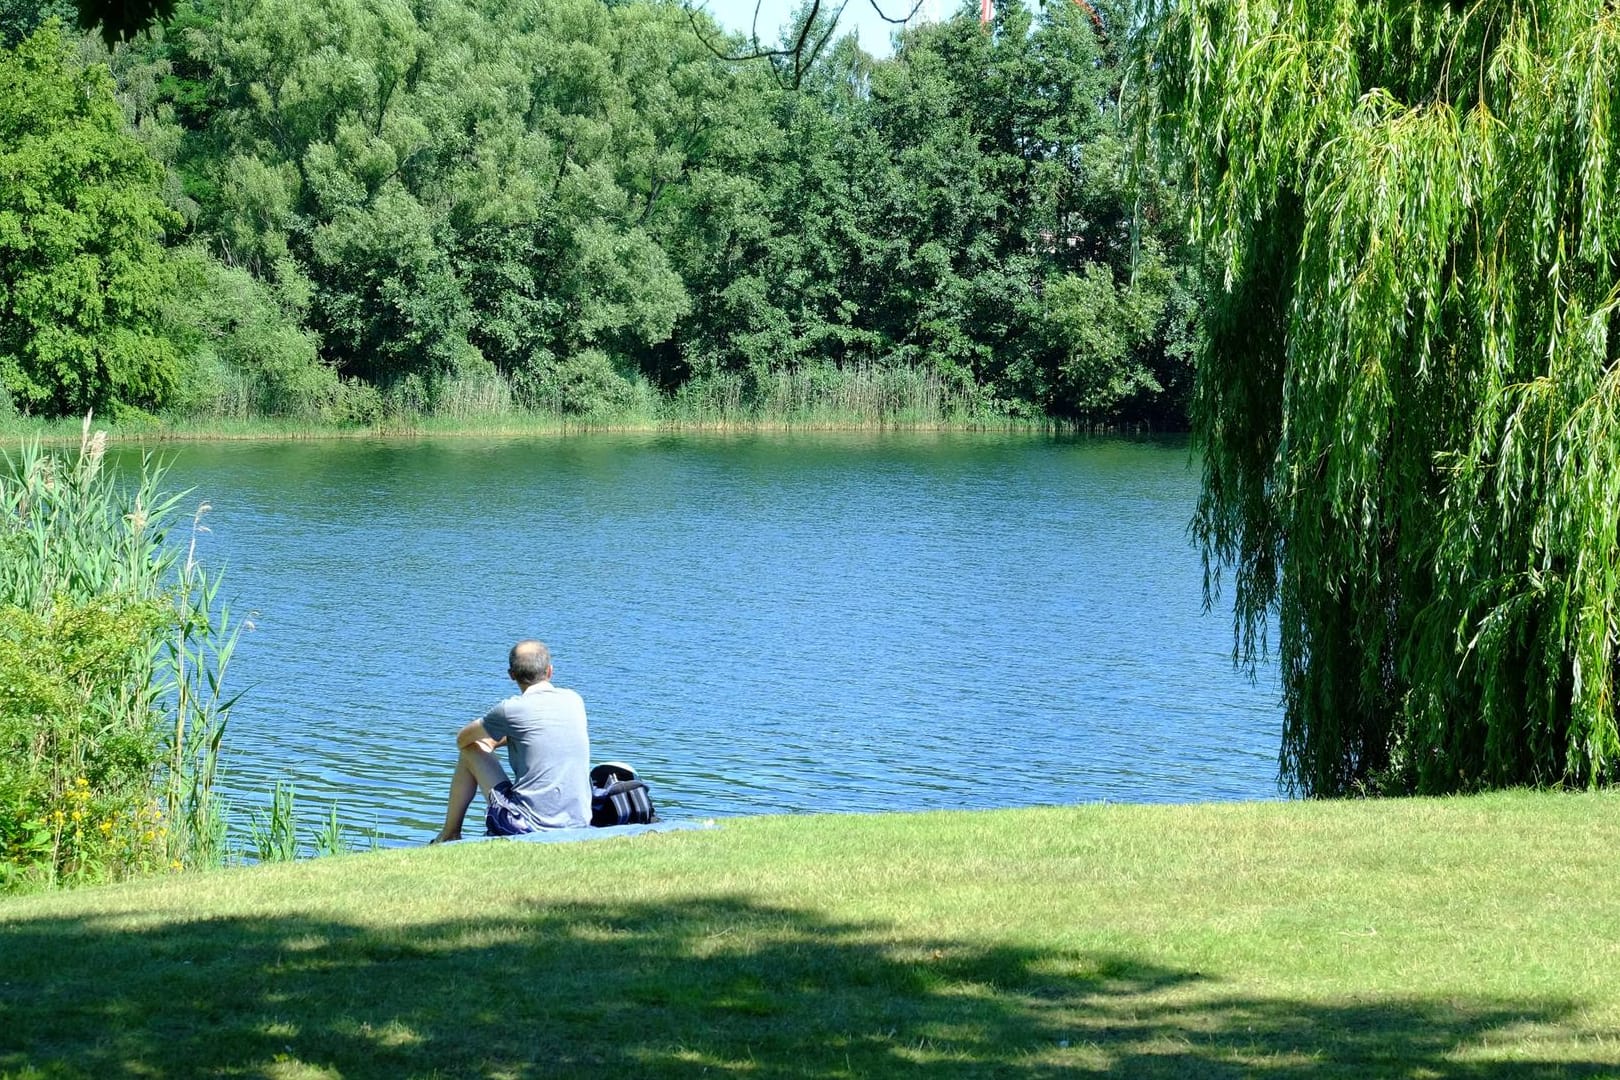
1132, 1, 1620, 795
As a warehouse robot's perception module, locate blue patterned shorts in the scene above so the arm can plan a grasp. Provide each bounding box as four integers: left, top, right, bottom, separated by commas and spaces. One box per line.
485, 780, 537, 837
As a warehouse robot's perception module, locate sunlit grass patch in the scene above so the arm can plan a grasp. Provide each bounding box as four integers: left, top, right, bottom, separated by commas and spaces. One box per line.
2, 795, 1619, 1076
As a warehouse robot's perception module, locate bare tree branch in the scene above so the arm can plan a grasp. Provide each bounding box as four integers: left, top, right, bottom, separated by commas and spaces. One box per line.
684, 0, 912, 89
864, 0, 927, 26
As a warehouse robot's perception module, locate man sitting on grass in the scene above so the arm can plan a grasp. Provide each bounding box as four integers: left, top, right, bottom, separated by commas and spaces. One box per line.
431, 639, 591, 843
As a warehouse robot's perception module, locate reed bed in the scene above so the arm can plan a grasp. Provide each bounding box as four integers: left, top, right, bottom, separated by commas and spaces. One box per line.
0, 362, 1039, 444
667, 364, 998, 428
0, 420, 240, 890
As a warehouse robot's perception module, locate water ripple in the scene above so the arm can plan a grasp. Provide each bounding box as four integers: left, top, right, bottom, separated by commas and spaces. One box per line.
122, 432, 1283, 844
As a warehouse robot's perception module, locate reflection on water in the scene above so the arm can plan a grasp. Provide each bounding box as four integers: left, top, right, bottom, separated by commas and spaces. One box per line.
120, 431, 1281, 843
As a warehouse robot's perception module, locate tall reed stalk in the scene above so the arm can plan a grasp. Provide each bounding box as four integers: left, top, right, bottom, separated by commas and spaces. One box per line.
165, 504, 243, 870
249, 780, 299, 863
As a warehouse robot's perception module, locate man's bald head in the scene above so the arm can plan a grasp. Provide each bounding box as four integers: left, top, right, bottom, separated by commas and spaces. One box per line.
508, 640, 553, 686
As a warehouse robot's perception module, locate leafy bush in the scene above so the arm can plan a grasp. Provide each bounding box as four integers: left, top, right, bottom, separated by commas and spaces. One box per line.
514, 350, 641, 418
330, 378, 386, 425
0, 599, 171, 890
165, 247, 341, 420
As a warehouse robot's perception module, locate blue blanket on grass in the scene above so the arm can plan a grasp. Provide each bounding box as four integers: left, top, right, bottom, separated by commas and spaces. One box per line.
454, 820, 714, 845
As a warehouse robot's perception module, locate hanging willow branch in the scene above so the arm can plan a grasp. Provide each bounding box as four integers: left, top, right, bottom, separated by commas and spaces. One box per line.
1131, 0, 1620, 794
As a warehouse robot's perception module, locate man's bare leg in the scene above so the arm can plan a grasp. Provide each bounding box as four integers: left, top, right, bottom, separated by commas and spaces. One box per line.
431, 740, 509, 843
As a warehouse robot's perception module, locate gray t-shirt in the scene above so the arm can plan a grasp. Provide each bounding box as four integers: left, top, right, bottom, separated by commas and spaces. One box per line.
481, 681, 591, 829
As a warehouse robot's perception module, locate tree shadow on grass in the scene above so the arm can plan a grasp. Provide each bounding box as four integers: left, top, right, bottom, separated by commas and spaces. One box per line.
0, 894, 1611, 1078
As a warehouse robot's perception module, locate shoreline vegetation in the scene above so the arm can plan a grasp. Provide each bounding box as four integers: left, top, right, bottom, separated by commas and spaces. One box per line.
4, 793, 1619, 1075
2, 1, 1197, 445
0, 414, 1166, 445
0, 415, 1174, 445
0, 367, 1180, 445
0, 424, 238, 892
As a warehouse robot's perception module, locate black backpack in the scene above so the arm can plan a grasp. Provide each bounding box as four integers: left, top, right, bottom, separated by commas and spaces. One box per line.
590, 762, 657, 827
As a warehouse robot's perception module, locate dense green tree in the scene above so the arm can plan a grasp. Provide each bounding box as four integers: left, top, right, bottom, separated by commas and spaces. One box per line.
0, 0, 73, 46
1135, 0, 1620, 793
0, 22, 180, 416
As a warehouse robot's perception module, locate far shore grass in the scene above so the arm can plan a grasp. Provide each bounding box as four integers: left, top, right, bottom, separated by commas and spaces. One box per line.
3, 792, 1618, 1077
0, 410, 1066, 446
0, 363, 1180, 445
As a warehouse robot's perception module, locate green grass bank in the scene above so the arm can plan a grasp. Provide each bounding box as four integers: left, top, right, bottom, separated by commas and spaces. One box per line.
0, 367, 1134, 445
4, 793, 1617, 1078
0, 411, 1054, 446
0, 413, 1046, 445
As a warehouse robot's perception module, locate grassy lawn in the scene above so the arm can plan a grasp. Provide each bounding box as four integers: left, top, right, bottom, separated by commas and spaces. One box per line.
3, 794, 1619, 1078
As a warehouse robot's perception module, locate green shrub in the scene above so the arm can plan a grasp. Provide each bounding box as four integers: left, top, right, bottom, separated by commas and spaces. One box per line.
330, 378, 386, 425
533, 350, 641, 417
165, 247, 341, 421
0, 599, 171, 890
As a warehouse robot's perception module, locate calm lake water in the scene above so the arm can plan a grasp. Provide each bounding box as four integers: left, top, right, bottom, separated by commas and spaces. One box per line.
119, 432, 1281, 844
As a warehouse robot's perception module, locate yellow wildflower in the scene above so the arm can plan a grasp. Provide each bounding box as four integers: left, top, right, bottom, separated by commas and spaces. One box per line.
74, 777, 88, 788
70, 809, 84, 822
143, 830, 155, 842
99, 821, 114, 834
169, 860, 183, 871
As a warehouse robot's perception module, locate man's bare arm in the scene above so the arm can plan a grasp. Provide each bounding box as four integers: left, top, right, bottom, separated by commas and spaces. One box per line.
457, 719, 506, 750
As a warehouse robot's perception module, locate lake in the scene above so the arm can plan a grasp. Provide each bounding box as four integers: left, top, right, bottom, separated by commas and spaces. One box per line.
122, 431, 1282, 845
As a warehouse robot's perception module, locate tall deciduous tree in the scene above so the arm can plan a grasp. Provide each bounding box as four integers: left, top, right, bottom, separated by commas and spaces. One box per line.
1134, 1, 1620, 794
0, 22, 179, 416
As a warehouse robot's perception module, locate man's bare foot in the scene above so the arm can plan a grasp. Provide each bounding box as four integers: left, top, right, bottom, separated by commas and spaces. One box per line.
428, 832, 459, 845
